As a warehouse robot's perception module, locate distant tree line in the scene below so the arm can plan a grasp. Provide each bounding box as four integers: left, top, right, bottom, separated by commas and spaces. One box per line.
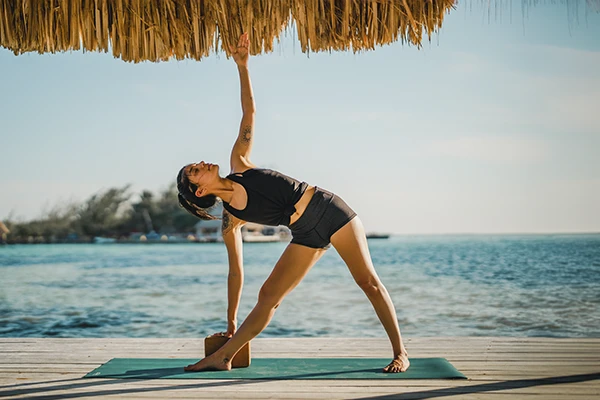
3, 184, 200, 244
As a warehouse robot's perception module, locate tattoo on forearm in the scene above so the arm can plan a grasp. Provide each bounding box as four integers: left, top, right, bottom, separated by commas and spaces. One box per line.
222, 211, 233, 235
240, 125, 252, 145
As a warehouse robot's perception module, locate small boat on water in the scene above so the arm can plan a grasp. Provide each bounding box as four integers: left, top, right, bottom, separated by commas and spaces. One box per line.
93, 237, 117, 244
366, 233, 390, 239
242, 234, 282, 243
242, 224, 289, 243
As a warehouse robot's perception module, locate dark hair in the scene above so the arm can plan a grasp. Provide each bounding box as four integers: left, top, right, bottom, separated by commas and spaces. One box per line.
176, 166, 219, 220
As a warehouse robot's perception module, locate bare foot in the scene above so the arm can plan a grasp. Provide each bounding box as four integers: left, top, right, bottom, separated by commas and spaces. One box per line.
383, 353, 410, 373
184, 352, 232, 372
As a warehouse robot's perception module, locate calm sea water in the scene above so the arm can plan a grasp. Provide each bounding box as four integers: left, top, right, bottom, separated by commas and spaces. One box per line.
1, 234, 599, 338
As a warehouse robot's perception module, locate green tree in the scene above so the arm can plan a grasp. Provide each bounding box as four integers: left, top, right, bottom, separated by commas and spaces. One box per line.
3, 203, 77, 242
76, 186, 131, 238
121, 184, 198, 235
38, 202, 79, 240
3, 182, 203, 242
155, 184, 198, 234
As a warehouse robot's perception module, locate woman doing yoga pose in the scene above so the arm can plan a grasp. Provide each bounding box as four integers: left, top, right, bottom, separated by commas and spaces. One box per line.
177, 33, 409, 373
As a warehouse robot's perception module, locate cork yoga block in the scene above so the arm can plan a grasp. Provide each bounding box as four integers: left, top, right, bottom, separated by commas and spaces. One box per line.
204, 334, 251, 368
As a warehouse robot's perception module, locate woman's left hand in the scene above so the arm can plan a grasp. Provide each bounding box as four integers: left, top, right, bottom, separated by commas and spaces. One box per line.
230, 32, 249, 67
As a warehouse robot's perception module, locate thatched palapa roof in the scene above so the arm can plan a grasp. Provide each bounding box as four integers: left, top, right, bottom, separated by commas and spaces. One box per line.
0, 0, 456, 63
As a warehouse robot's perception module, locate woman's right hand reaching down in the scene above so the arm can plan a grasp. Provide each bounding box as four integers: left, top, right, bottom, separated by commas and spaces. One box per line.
210, 320, 236, 339
226, 319, 237, 338
230, 32, 250, 67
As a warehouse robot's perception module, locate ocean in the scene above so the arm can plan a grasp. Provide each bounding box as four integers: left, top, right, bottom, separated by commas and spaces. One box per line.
1, 234, 599, 338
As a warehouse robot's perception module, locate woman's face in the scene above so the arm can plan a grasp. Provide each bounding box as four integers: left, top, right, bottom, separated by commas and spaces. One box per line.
185, 161, 220, 196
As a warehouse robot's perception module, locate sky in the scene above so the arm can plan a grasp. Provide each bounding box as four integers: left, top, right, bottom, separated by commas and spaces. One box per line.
1, 1, 599, 234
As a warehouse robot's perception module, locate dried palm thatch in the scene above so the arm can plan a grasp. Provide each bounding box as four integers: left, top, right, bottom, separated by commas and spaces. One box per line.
0, 0, 456, 63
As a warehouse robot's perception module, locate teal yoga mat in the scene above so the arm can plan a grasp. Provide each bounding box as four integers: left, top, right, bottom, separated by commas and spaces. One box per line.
85, 358, 466, 380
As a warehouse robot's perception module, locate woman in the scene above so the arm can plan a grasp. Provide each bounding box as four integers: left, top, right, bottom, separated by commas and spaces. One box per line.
177, 33, 409, 373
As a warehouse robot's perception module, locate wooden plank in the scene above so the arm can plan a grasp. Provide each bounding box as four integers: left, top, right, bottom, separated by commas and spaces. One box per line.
87, 396, 596, 400
0, 341, 600, 353
2, 356, 600, 367
2, 376, 599, 388
2, 352, 592, 360
1, 337, 596, 344
2, 339, 596, 352
5, 341, 595, 351
2, 342, 596, 352
3, 355, 599, 366
0, 377, 598, 392
2, 387, 598, 397
0, 367, 598, 381
1, 369, 598, 380
0, 371, 598, 387
0, 385, 598, 398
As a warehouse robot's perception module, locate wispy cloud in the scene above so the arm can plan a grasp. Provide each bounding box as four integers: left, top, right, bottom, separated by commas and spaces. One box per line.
442, 45, 600, 135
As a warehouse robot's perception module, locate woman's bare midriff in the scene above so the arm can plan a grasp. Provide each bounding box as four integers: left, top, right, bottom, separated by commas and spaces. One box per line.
288, 185, 315, 226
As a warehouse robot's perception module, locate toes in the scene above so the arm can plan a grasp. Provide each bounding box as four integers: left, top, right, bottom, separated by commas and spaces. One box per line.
184, 364, 199, 372
383, 359, 408, 373
383, 364, 395, 373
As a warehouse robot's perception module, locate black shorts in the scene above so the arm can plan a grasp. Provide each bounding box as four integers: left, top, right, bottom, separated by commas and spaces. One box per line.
289, 187, 357, 249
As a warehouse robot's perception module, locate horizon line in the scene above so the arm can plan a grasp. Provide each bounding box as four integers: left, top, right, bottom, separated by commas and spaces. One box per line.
386, 231, 600, 236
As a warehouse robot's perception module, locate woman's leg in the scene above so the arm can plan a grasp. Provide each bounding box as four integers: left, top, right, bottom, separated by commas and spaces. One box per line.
330, 216, 410, 373
185, 243, 326, 371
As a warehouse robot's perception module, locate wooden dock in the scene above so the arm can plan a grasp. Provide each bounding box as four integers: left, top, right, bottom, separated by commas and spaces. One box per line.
1, 337, 598, 399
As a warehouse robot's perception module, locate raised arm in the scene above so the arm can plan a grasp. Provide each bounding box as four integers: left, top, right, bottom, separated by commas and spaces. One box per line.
229, 33, 256, 172
221, 209, 246, 337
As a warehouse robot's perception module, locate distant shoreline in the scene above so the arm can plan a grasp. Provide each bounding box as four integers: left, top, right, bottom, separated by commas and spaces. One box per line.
2, 231, 599, 246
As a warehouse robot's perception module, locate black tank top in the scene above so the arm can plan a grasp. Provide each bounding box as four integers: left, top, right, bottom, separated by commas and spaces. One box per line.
222, 168, 308, 227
